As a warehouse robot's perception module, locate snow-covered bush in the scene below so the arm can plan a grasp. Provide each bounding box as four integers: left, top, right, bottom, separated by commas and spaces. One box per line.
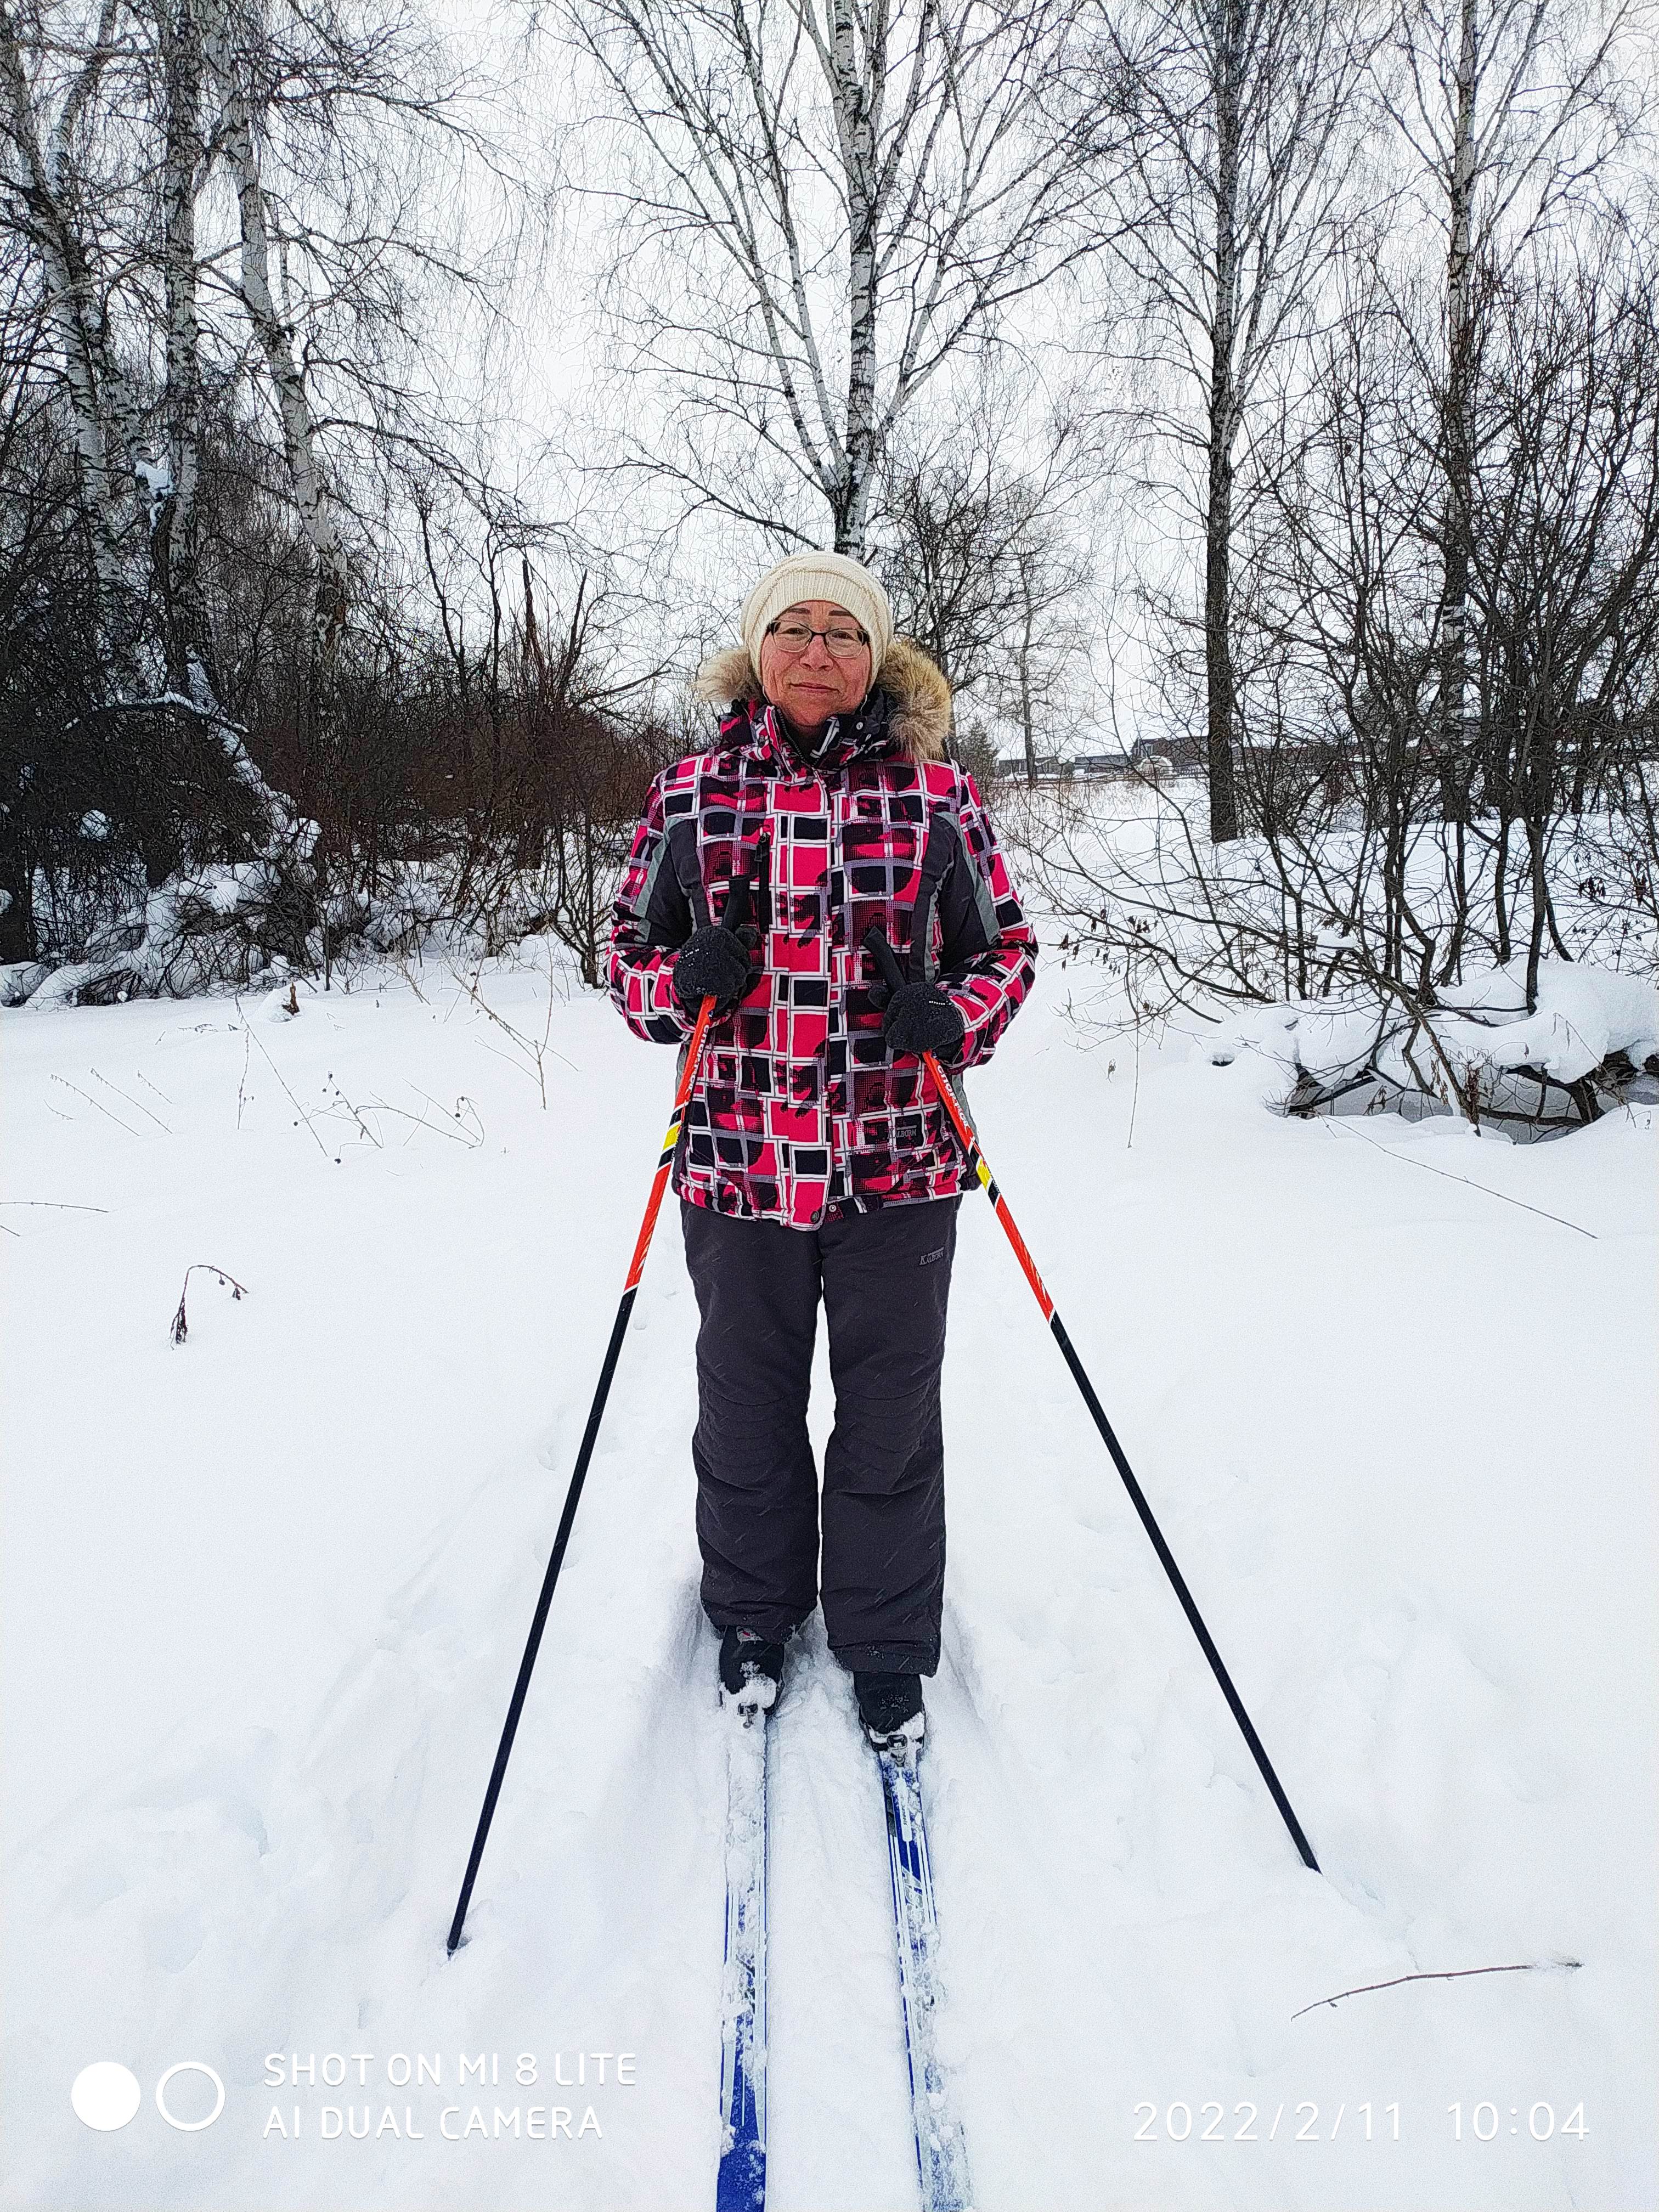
1008, 777, 1659, 1135
22, 834, 318, 1011
1222, 958, 1659, 1133
0, 961, 50, 1007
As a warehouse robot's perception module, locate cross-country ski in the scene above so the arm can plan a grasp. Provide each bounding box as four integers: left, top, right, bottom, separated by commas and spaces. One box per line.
715, 1695, 769, 2212
874, 1730, 974, 2212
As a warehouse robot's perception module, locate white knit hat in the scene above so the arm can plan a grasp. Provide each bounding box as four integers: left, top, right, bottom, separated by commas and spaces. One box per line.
739, 550, 894, 681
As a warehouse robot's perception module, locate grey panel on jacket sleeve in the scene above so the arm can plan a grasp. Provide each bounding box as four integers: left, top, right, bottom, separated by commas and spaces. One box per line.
934, 809, 1001, 968
629, 828, 667, 923
963, 822, 999, 941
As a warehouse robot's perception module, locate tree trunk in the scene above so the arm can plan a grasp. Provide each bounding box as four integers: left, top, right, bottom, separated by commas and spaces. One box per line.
1020, 607, 1038, 788
201, 0, 348, 658
0, 0, 137, 628
1438, 0, 1478, 826
1204, 0, 1243, 846
1522, 820, 1549, 1014
159, 0, 206, 697
0, 860, 33, 962
831, 0, 879, 558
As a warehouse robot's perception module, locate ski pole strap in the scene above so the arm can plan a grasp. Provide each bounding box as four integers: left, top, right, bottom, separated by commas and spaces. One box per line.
667, 822, 761, 938
908, 812, 955, 984
721, 869, 752, 935
865, 924, 907, 999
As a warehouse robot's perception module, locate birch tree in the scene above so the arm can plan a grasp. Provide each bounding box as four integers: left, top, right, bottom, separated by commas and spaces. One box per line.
568, 0, 1102, 559
0, 0, 146, 627
197, 0, 348, 662
1382, 0, 1639, 835
156, 0, 207, 693
1084, 0, 1379, 843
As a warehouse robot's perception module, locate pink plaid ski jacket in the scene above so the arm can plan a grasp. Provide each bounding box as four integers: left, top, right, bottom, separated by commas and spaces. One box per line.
606, 640, 1037, 1229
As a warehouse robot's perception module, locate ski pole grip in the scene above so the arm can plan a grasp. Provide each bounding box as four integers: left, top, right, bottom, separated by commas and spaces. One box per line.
861, 924, 907, 997
722, 872, 752, 934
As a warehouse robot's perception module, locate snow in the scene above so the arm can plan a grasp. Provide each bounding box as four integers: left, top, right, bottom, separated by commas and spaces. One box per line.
2, 943, 1655, 2210
1217, 957, 1659, 1112
1435, 958, 1659, 1083
134, 455, 173, 500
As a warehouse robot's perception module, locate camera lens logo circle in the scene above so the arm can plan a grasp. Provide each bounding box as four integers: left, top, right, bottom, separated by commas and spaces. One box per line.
155, 2062, 225, 2130
71, 2064, 142, 2132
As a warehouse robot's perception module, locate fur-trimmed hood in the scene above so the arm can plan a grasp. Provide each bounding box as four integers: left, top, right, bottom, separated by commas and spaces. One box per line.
692, 636, 951, 764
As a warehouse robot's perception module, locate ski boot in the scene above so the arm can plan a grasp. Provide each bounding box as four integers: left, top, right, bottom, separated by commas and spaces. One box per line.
855, 1671, 926, 1757
719, 1626, 785, 1721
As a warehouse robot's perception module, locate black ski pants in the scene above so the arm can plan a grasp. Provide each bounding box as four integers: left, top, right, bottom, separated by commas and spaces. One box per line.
680, 1195, 960, 1674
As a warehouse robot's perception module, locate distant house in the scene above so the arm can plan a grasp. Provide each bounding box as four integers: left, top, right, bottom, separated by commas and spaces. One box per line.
1073, 752, 1134, 776
1131, 735, 1204, 772
1000, 750, 1135, 778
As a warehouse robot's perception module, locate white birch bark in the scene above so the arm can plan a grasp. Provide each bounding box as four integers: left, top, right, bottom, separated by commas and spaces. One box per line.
159, 0, 204, 690
199, 0, 348, 654
0, 0, 138, 608
823, 0, 885, 552
156, 0, 295, 841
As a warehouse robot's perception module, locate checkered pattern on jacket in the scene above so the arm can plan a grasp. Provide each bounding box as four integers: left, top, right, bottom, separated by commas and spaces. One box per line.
607, 695, 1036, 1229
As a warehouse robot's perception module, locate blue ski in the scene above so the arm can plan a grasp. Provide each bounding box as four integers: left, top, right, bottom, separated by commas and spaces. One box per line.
875, 1737, 974, 2212
716, 1700, 769, 2212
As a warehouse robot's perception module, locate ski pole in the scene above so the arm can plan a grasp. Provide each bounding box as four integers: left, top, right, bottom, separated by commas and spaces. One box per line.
447, 988, 719, 1954
864, 927, 1319, 1875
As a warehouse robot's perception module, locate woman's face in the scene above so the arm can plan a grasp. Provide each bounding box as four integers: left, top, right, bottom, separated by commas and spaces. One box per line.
757, 597, 873, 733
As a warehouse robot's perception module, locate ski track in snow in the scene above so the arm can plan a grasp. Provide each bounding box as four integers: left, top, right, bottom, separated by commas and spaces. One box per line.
2, 951, 1655, 2211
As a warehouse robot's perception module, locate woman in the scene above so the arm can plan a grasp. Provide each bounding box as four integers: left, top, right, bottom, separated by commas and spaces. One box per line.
606, 550, 1036, 1748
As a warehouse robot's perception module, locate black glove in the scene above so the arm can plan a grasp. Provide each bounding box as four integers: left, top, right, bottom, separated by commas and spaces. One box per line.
874, 977, 966, 1060
673, 923, 758, 1015
865, 926, 965, 1059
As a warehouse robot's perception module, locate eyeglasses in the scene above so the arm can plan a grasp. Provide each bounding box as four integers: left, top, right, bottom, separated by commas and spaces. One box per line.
765, 618, 870, 659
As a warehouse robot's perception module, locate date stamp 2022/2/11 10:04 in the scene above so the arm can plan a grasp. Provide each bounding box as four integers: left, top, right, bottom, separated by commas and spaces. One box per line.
1131, 2100, 1589, 2146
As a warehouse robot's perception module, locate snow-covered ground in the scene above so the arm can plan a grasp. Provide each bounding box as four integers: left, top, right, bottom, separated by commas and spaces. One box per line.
3, 941, 1655, 2211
